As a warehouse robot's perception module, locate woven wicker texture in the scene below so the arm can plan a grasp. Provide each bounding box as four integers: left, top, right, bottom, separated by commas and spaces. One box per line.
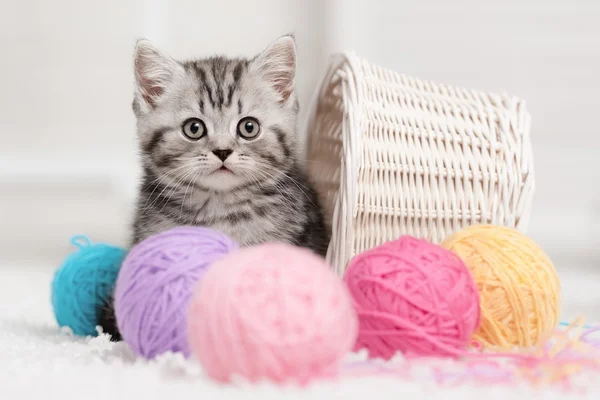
305, 52, 534, 275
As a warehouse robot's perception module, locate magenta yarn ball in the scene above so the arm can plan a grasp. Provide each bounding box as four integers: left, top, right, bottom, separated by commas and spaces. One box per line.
187, 243, 358, 384
344, 236, 480, 360
114, 226, 238, 359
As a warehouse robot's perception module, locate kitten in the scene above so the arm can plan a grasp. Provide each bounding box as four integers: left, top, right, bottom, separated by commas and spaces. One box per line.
99, 36, 330, 340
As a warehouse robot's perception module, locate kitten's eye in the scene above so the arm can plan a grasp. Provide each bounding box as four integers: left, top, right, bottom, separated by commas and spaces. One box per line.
182, 118, 207, 140
237, 117, 261, 140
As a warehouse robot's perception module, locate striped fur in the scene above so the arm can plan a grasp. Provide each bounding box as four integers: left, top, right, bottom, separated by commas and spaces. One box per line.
99, 36, 330, 340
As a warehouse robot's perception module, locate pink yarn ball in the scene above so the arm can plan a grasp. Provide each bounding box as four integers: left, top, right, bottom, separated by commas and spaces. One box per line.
344, 236, 480, 360
187, 243, 358, 384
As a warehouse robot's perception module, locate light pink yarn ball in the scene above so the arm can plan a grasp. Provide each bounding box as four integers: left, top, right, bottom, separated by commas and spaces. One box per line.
187, 243, 358, 384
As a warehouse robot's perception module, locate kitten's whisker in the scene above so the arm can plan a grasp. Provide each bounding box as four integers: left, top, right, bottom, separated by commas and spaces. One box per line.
251, 164, 317, 210
142, 160, 199, 209
145, 159, 197, 186
249, 167, 299, 213
181, 170, 200, 214
142, 163, 198, 212
157, 167, 199, 214
272, 168, 319, 210
240, 170, 262, 189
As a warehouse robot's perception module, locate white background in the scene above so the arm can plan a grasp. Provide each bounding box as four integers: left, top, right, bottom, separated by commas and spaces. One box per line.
1, 0, 599, 270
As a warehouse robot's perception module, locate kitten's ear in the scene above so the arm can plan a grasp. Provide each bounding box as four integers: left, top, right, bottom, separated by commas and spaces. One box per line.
133, 39, 182, 111
252, 35, 297, 103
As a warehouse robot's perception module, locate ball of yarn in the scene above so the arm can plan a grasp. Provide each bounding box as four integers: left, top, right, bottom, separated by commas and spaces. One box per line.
51, 236, 127, 337
114, 226, 238, 359
441, 224, 561, 350
344, 235, 480, 360
187, 243, 358, 384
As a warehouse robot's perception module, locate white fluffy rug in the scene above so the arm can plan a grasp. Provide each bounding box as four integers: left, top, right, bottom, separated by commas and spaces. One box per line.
2, 264, 600, 400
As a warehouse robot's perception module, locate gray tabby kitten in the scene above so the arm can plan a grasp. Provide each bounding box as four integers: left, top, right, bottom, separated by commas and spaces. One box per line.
100, 36, 329, 340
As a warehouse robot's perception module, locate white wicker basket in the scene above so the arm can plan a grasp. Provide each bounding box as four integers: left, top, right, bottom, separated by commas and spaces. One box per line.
305, 52, 535, 275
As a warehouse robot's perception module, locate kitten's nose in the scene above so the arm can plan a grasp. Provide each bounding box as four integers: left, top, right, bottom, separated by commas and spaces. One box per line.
212, 149, 233, 161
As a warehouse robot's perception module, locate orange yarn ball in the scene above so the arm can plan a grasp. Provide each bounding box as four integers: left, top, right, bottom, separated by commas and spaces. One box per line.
441, 225, 561, 350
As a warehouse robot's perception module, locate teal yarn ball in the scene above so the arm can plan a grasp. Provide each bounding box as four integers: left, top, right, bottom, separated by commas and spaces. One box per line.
51, 235, 127, 337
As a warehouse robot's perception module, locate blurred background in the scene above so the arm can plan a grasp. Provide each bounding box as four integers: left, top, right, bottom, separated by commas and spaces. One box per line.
1, 0, 599, 278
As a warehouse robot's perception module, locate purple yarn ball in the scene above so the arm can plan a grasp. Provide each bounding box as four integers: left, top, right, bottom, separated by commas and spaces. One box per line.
114, 226, 238, 359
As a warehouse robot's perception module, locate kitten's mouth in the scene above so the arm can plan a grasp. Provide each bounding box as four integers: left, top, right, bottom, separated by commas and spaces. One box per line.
216, 166, 232, 173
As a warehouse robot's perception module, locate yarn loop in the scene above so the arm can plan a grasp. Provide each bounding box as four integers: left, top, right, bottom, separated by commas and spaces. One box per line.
70, 235, 92, 249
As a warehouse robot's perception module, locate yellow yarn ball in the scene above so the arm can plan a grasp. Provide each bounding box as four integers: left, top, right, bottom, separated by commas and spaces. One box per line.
441, 225, 561, 350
